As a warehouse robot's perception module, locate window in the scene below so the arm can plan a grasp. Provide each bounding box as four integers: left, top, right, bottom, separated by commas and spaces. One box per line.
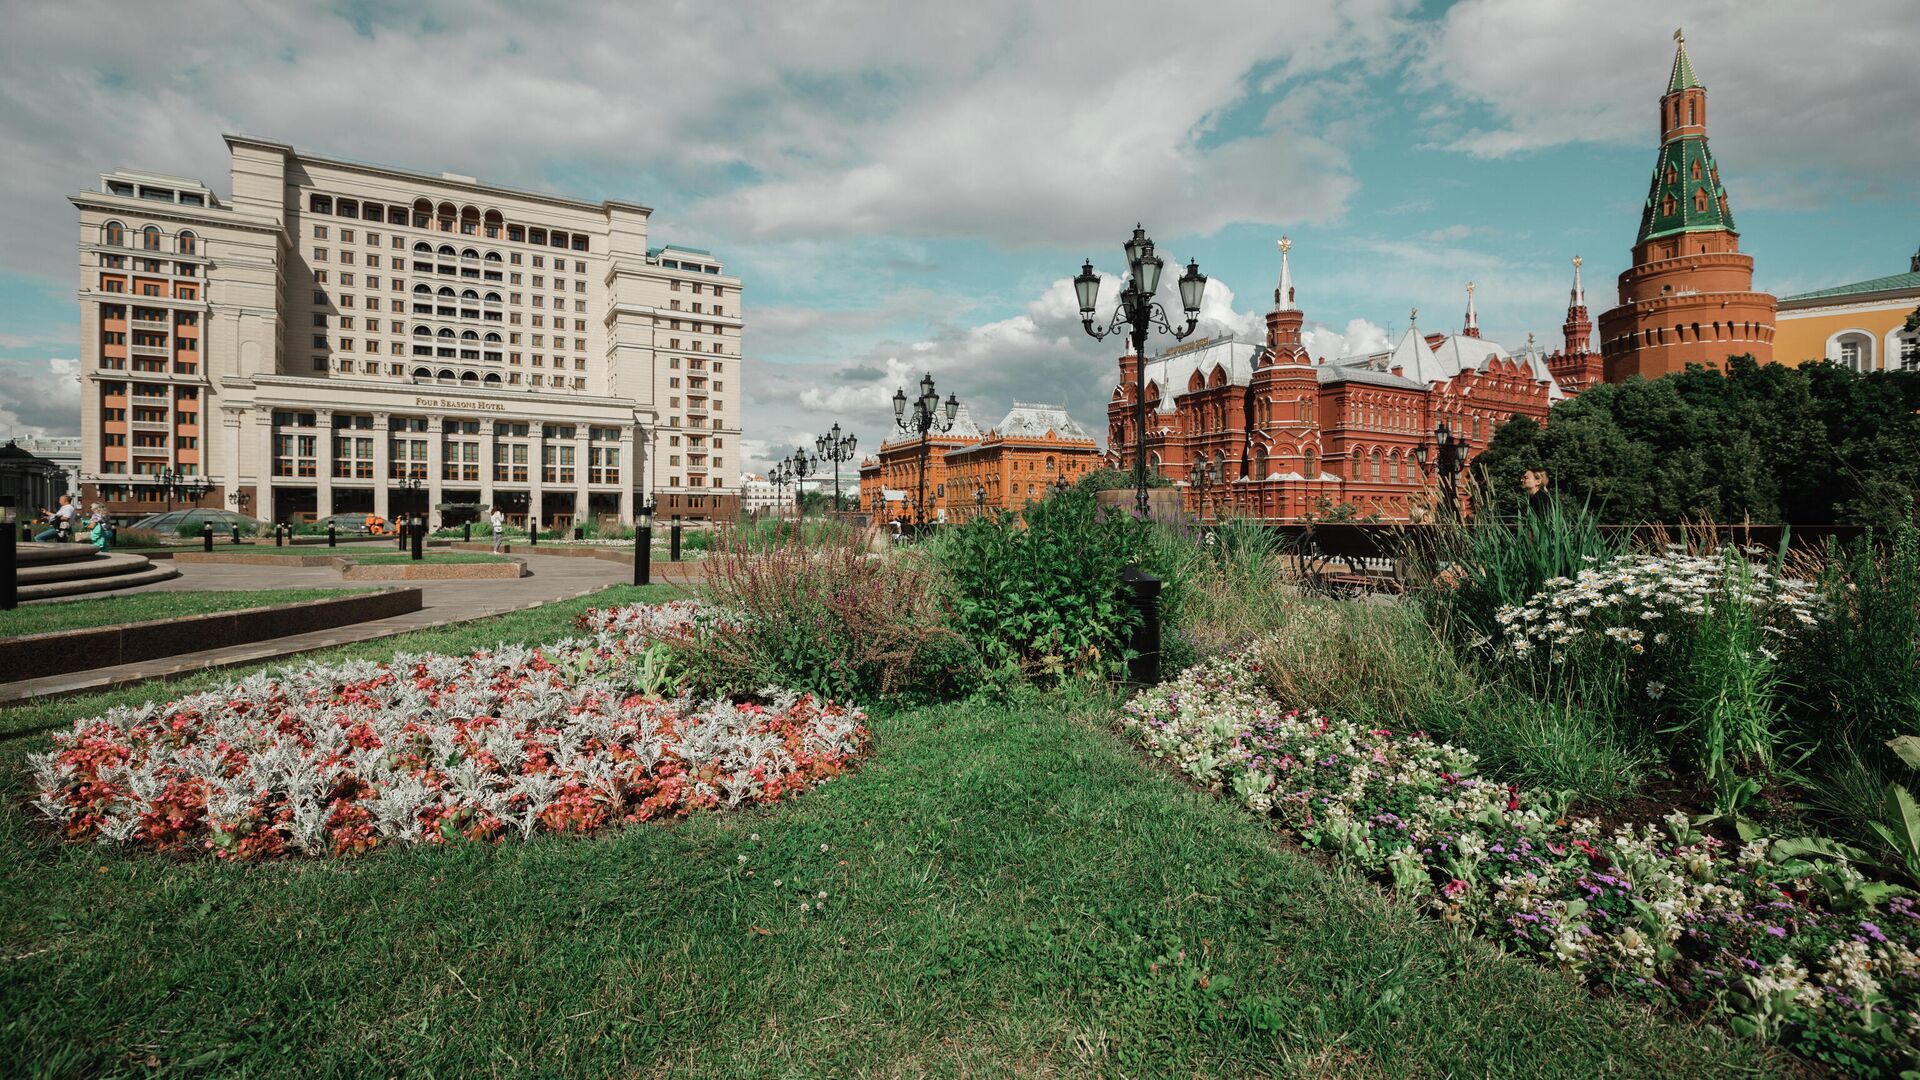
141, 226, 162, 251
313, 224, 329, 239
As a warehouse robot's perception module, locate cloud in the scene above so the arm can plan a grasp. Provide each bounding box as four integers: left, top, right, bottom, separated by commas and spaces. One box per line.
1415, 0, 1920, 199
0, 357, 81, 438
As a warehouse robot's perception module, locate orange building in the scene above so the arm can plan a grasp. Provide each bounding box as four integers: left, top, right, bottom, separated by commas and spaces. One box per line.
1597, 31, 1775, 381
941, 404, 1103, 519
858, 402, 1102, 523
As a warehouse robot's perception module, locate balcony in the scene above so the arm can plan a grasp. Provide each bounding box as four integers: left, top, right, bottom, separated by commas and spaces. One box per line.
131, 392, 169, 405
132, 317, 168, 330
131, 419, 170, 432
131, 342, 168, 357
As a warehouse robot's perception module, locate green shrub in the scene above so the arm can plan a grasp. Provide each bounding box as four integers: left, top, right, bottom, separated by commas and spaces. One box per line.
729, 516, 857, 551
929, 488, 1166, 682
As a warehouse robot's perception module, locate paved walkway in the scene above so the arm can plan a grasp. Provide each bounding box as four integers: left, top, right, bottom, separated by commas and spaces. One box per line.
0, 550, 702, 705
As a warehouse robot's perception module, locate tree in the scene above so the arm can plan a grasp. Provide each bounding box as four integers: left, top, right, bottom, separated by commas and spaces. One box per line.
1474, 358, 1920, 528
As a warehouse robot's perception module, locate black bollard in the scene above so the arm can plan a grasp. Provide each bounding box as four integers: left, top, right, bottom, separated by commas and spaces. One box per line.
202, 520, 215, 552
573, 526, 584, 541
230, 524, 241, 545
528, 520, 538, 547
327, 524, 337, 547
463, 521, 471, 542
2, 495, 17, 611
1119, 565, 1163, 687
274, 523, 284, 547
410, 518, 425, 561
670, 520, 682, 562
634, 519, 651, 586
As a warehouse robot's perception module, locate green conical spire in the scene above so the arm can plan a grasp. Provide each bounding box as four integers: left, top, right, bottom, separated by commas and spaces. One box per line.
1667, 28, 1700, 94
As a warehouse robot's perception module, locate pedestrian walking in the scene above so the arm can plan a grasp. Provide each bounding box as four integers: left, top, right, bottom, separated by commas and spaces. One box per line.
490, 507, 506, 552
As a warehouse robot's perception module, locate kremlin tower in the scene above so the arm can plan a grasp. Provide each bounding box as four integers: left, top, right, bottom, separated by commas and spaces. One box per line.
1597, 29, 1775, 381
1546, 256, 1604, 393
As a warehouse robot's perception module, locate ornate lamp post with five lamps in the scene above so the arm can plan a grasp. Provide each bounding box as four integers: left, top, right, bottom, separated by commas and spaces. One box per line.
892, 372, 960, 529
768, 460, 793, 518
814, 424, 857, 513
1072, 225, 1208, 518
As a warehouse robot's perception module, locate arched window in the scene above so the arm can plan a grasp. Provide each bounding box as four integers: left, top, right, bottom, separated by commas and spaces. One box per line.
412, 326, 431, 337
485, 291, 501, 303
413, 367, 431, 379
461, 289, 479, 300
1370, 449, 1382, 483
460, 371, 479, 383
103, 221, 125, 247
1662, 195, 1676, 217
437, 368, 455, 381
437, 245, 456, 258
437, 286, 455, 298
1303, 447, 1316, 478
176, 231, 196, 255
1691, 159, 1702, 181
141, 225, 162, 250
484, 251, 502, 263
1832, 330, 1876, 372
414, 242, 433, 254
437, 328, 455, 339
461, 330, 479, 341
484, 332, 501, 343
1688, 99, 1696, 124
484, 372, 502, 385
1695, 188, 1710, 213
461, 248, 479, 260
414, 284, 432, 295
1045, 456, 1056, 472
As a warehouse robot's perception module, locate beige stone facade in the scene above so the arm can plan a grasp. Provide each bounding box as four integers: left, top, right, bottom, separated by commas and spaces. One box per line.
70, 135, 743, 525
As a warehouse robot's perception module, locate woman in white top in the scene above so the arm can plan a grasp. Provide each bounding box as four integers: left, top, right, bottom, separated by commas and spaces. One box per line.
490, 508, 507, 552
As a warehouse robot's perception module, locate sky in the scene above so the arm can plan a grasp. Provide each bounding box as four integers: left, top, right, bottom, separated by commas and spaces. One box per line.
1, 0, 1916, 477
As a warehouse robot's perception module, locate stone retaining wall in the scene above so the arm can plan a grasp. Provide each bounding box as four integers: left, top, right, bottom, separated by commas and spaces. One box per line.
0, 588, 424, 683
340, 559, 525, 581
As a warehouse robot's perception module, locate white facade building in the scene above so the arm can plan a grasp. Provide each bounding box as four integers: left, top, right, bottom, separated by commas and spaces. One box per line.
71, 135, 744, 526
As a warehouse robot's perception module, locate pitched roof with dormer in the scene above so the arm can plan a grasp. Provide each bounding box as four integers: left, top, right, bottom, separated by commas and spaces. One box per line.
1139, 336, 1261, 413
994, 402, 1094, 441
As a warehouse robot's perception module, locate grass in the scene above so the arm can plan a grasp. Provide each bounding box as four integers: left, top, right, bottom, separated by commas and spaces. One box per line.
0, 596, 1776, 1074
347, 551, 513, 565
0, 584, 684, 742
0, 589, 366, 639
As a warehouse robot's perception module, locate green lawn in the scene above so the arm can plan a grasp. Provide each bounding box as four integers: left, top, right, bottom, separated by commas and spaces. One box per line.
0, 586, 1780, 1076
0, 589, 365, 639
349, 551, 513, 565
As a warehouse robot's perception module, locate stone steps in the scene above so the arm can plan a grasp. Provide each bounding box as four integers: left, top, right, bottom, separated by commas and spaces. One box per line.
12, 544, 179, 601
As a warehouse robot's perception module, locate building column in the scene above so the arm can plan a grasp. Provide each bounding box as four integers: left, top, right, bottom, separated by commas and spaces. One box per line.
479, 418, 496, 512
618, 424, 636, 523
254, 408, 275, 523
573, 427, 590, 525
371, 413, 391, 521
314, 408, 334, 518
529, 425, 544, 530
426, 416, 444, 528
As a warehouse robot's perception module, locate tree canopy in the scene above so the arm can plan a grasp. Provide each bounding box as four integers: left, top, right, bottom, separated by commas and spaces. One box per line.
1475, 358, 1920, 528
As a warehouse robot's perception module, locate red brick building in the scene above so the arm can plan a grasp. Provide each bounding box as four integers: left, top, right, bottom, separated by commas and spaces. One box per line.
1597, 31, 1776, 381
1106, 240, 1560, 522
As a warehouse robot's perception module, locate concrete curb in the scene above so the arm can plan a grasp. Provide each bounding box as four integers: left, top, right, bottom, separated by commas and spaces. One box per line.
1, 587, 424, 684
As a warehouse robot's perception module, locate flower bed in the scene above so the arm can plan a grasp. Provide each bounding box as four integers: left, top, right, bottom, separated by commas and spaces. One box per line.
1122, 652, 1920, 1075
27, 602, 866, 860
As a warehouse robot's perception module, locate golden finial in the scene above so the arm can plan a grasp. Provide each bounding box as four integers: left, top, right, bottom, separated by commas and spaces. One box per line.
1278, 236, 1291, 254
1572, 254, 1582, 269
1674, 27, 1685, 44
1465, 281, 1476, 297
1409, 306, 1418, 323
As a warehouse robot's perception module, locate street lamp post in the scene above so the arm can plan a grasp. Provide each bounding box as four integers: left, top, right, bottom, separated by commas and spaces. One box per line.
155, 466, 178, 511
892, 372, 960, 528
769, 461, 793, 518
814, 423, 858, 513
787, 449, 817, 518
396, 475, 423, 548
1414, 421, 1469, 521
1073, 225, 1208, 519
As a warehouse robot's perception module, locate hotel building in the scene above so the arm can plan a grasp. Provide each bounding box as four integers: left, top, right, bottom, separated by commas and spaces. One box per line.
70, 134, 744, 526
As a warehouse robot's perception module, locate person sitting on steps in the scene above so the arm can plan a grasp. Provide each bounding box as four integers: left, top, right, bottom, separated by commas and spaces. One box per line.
34, 494, 76, 542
